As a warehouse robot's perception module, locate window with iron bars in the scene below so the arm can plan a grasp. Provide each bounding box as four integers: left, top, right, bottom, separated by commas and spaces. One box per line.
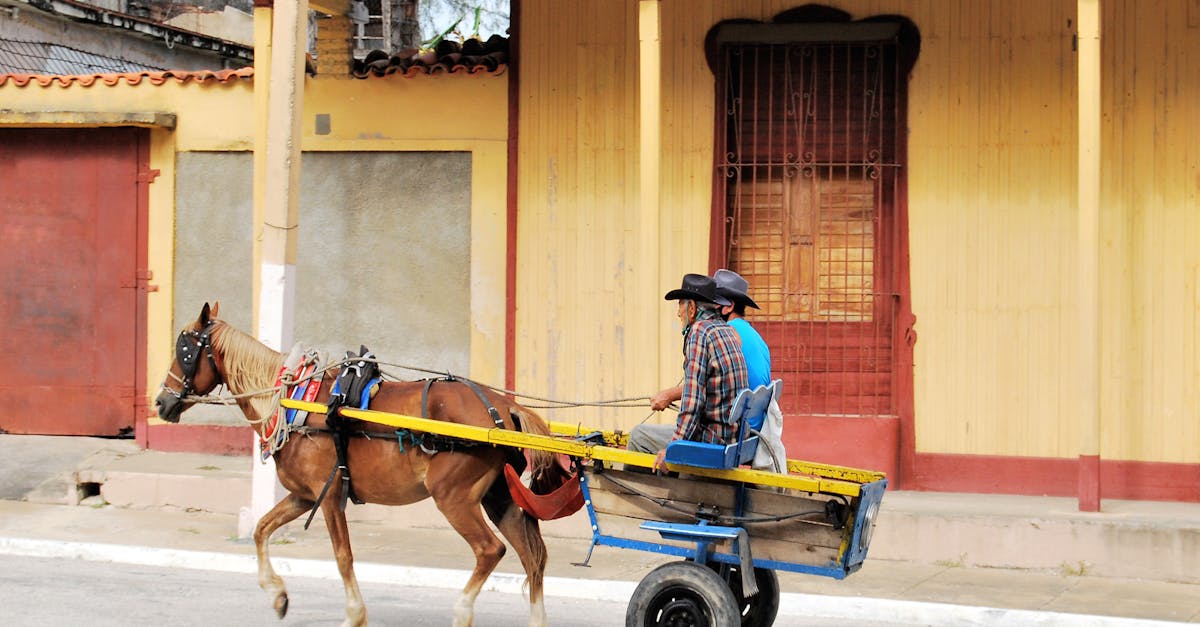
714, 37, 904, 417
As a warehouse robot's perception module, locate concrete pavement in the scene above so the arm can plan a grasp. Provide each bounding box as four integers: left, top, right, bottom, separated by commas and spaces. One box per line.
1, 434, 1198, 625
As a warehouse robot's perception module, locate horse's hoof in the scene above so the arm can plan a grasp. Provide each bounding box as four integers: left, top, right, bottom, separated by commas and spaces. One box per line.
274, 593, 289, 619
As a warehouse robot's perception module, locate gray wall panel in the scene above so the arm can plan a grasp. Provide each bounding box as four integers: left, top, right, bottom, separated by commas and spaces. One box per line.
173, 151, 471, 424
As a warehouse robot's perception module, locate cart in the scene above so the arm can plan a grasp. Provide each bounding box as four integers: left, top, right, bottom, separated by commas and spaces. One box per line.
281, 384, 886, 627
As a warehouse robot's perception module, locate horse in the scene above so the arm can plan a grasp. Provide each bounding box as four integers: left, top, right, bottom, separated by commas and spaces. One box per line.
154, 302, 570, 627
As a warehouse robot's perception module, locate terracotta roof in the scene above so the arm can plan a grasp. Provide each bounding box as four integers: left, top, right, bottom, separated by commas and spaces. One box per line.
0, 66, 254, 88
0, 35, 509, 87
350, 35, 509, 79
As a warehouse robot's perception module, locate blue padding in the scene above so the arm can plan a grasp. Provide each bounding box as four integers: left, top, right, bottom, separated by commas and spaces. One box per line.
664, 435, 759, 469
358, 377, 381, 409
661, 382, 777, 469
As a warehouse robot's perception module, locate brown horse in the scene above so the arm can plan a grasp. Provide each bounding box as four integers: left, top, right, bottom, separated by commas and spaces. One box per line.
154, 303, 567, 627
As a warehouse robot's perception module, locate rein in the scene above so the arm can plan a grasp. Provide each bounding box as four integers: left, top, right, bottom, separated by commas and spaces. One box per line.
177, 355, 654, 412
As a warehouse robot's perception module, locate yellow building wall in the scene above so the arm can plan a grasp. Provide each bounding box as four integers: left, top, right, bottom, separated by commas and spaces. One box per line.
515, 1, 649, 430
1100, 1, 1200, 462
517, 0, 1199, 464
0, 74, 509, 400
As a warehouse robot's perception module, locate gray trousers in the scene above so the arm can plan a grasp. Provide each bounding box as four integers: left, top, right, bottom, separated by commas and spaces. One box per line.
627, 423, 676, 453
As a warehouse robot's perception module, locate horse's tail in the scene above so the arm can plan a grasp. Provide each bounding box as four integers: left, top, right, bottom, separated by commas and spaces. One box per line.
510, 405, 574, 496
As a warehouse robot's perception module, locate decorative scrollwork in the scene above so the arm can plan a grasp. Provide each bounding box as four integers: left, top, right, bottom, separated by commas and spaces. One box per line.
717, 164, 742, 180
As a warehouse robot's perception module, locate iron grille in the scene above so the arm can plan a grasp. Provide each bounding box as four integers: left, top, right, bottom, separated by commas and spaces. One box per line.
716, 40, 902, 417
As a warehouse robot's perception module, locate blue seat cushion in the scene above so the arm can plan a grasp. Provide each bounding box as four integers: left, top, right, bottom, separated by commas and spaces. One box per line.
664, 435, 759, 469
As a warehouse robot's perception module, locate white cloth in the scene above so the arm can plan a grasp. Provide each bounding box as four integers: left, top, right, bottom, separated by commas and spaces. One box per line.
752, 395, 787, 472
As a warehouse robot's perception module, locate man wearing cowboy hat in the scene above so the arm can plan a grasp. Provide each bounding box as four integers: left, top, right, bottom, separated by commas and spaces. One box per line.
649, 269, 772, 425
629, 273, 749, 472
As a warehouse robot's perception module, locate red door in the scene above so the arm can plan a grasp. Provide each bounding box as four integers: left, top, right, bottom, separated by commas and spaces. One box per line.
0, 128, 144, 435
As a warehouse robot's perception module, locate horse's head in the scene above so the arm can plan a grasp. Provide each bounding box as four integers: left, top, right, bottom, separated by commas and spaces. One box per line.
155, 302, 225, 423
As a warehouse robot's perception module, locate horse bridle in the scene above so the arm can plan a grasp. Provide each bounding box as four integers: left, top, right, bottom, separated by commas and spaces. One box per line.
161, 321, 222, 401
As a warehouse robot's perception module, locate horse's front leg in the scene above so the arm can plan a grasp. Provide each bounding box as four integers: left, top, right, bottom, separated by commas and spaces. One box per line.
254, 492, 313, 619
322, 490, 366, 627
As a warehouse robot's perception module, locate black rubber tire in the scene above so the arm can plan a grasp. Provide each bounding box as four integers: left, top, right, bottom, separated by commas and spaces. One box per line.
626, 561, 741, 627
712, 564, 780, 627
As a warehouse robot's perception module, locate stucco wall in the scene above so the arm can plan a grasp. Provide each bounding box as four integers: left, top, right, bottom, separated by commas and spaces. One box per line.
173, 150, 471, 424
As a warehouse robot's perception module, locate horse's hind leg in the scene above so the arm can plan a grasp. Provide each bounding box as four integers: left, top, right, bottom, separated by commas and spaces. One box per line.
254, 492, 313, 619
491, 503, 548, 627
321, 494, 367, 627
432, 485, 508, 627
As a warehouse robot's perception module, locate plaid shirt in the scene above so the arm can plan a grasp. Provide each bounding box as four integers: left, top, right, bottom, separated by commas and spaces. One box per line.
673, 308, 750, 444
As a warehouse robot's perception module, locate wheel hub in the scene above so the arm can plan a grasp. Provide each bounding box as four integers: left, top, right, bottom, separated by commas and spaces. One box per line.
656, 596, 705, 626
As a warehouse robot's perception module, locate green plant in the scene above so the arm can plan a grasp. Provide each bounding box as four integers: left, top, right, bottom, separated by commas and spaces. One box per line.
1060, 560, 1091, 576
935, 553, 967, 568
421, 15, 464, 51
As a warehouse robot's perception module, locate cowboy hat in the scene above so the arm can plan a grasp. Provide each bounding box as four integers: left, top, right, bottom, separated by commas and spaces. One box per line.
664, 273, 731, 306
713, 268, 760, 309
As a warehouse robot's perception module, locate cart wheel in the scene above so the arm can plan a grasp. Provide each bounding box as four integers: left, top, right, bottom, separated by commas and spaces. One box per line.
711, 564, 780, 627
626, 561, 740, 627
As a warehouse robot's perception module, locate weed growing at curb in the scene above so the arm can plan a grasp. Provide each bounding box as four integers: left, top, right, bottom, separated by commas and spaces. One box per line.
935, 553, 968, 568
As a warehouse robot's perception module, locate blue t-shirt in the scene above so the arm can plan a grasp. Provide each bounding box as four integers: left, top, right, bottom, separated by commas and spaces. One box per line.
729, 317, 772, 430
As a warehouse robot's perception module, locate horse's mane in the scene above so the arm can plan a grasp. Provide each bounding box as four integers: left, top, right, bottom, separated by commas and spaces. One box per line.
210, 320, 284, 419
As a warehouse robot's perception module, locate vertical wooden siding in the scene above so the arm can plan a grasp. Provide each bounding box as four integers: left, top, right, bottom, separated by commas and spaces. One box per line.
1101, 0, 1200, 462
661, 0, 1081, 457
516, 0, 1198, 464
515, 0, 646, 428
899, 0, 1082, 459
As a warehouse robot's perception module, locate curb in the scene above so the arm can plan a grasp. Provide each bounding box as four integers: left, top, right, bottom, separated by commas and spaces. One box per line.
0, 536, 1183, 626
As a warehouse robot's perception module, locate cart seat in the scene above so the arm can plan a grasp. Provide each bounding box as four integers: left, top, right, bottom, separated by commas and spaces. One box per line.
663, 382, 777, 469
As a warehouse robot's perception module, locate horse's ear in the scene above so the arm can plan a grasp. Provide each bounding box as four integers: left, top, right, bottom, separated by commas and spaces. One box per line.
200, 302, 212, 325
210, 301, 220, 319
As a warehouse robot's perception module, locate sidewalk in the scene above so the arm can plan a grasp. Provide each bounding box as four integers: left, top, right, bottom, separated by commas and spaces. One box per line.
1, 434, 1197, 625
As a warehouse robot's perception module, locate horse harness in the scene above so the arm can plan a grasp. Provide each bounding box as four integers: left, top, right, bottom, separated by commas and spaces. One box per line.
163, 321, 221, 401
302, 355, 523, 529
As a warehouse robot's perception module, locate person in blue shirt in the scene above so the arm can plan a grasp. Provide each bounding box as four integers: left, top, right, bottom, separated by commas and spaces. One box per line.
712, 269, 772, 431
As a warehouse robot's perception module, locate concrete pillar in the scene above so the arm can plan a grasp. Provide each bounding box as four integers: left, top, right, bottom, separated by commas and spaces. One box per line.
1077, 0, 1102, 512
242, 0, 307, 537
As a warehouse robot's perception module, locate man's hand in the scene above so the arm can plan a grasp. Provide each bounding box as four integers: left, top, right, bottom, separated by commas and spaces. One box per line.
653, 448, 668, 473
650, 385, 683, 412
